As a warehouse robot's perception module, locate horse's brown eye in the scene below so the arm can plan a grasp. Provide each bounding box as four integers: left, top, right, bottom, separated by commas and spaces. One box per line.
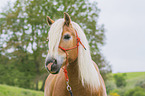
63, 34, 71, 40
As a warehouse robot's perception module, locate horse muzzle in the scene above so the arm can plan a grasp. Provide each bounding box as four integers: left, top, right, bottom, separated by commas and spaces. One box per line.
45, 55, 64, 74
45, 58, 61, 74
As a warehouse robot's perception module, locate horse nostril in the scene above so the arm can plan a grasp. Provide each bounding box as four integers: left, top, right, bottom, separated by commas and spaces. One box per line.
46, 59, 57, 66
46, 60, 52, 66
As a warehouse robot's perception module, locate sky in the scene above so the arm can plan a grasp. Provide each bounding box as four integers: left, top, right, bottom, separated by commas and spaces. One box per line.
96, 0, 145, 73
0, 0, 145, 73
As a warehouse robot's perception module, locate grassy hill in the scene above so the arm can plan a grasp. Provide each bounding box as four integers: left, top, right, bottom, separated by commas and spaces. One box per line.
112, 71, 145, 89
0, 84, 43, 96
126, 71, 145, 80
125, 72, 145, 88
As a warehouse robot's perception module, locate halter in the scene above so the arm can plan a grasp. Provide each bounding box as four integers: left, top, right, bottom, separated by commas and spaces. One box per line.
59, 30, 86, 96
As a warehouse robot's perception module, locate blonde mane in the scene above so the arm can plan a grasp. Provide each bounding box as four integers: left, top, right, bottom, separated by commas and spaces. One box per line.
48, 19, 101, 90
48, 19, 64, 57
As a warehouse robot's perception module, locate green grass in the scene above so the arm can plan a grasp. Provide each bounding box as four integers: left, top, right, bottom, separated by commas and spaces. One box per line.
0, 84, 44, 96
126, 72, 145, 80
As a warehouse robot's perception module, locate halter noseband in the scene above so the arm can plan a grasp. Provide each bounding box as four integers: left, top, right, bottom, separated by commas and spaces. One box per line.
59, 30, 86, 95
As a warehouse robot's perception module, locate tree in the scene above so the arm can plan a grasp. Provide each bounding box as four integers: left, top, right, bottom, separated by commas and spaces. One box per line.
0, 0, 111, 90
113, 73, 127, 87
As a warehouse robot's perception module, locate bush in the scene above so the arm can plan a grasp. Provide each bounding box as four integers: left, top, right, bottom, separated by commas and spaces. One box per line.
135, 79, 145, 89
133, 91, 145, 96
113, 73, 127, 87
124, 87, 145, 96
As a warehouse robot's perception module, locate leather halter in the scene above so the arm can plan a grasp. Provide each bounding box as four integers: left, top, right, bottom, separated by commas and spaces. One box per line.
59, 30, 86, 95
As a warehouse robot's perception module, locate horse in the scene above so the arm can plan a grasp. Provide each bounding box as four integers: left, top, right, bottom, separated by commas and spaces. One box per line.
44, 12, 107, 96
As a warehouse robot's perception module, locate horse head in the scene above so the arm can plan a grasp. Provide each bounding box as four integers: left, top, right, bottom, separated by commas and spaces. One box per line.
45, 13, 78, 74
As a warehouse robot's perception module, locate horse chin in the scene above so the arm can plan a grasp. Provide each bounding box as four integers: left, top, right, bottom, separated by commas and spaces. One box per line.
50, 69, 60, 74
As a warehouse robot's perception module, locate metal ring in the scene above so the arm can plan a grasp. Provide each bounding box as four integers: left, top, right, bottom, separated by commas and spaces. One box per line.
67, 85, 71, 91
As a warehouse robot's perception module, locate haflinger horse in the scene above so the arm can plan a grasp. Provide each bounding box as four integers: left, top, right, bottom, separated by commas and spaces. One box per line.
44, 12, 107, 96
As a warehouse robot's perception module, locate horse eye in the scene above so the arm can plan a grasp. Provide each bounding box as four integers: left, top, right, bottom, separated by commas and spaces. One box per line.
63, 34, 71, 40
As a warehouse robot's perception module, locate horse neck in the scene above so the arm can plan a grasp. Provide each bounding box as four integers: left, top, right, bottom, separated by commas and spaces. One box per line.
67, 60, 79, 82
66, 60, 105, 96
67, 60, 91, 94
67, 60, 81, 87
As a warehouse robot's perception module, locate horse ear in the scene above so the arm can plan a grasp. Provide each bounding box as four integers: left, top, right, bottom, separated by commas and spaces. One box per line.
46, 16, 54, 25
64, 12, 71, 26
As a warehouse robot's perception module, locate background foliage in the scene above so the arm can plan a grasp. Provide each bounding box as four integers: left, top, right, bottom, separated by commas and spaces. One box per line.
106, 72, 145, 96
135, 79, 145, 89
124, 87, 145, 96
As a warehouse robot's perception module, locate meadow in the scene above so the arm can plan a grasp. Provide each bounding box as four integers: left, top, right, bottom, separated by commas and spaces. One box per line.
0, 84, 43, 96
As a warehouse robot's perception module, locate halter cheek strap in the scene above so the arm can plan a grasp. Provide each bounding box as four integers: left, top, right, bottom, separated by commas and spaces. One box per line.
59, 30, 86, 95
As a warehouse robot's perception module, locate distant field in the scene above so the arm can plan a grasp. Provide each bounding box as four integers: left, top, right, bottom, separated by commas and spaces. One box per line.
0, 84, 43, 96
125, 72, 145, 88
126, 71, 145, 80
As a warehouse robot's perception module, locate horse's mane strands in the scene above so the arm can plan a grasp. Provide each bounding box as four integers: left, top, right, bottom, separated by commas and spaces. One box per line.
48, 19, 101, 91
48, 19, 64, 57
72, 22, 101, 91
